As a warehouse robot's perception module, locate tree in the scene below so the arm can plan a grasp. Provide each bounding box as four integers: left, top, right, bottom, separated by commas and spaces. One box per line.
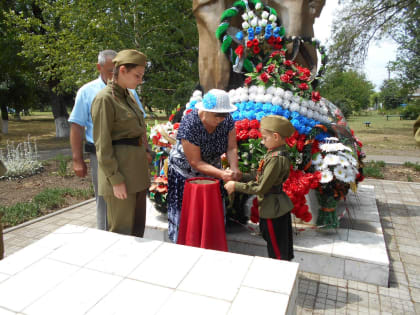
328, 0, 419, 90
5, 0, 199, 121
378, 79, 408, 109
319, 69, 374, 116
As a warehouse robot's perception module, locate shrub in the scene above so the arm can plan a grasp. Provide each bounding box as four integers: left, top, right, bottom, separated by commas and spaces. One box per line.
0, 136, 43, 178
363, 161, 385, 179
401, 101, 420, 120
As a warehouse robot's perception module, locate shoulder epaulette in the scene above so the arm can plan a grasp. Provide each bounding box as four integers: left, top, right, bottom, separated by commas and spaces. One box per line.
271, 151, 289, 158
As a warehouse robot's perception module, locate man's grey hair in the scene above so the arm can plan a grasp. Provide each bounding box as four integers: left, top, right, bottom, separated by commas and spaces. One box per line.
98, 50, 117, 65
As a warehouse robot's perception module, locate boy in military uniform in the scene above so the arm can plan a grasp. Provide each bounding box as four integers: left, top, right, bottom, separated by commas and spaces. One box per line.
225, 115, 295, 260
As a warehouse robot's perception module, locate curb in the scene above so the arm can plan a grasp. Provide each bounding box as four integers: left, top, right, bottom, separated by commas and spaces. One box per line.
4, 198, 95, 234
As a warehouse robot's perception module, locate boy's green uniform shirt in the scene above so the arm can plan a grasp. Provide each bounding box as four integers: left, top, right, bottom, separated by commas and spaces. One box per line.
234, 145, 294, 219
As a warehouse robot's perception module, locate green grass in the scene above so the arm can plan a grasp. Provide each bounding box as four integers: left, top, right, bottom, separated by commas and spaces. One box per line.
346, 113, 419, 156
363, 161, 385, 179
0, 186, 94, 228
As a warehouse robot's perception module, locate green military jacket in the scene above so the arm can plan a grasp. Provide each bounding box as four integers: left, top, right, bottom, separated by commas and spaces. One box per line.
91, 82, 150, 196
235, 145, 294, 219
414, 115, 420, 146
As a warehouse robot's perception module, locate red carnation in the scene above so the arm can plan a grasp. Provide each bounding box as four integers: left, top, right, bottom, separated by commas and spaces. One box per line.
299, 83, 309, 90
260, 72, 269, 83
267, 64, 276, 74
280, 74, 291, 83
311, 91, 321, 102
267, 36, 275, 45
248, 128, 260, 139
275, 37, 282, 44
250, 119, 260, 129
274, 43, 282, 50
235, 121, 243, 130
285, 70, 295, 77
270, 50, 282, 58
238, 130, 248, 141
235, 45, 244, 58
173, 123, 180, 130
256, 63, 263, 73
252, 38, 259, 46
169, 114, 175, 121
284, 60, 293, 66
299, 74, 309, 81
246, 40, 253, 48
244, 76, 252, 85
185, 109, 193, 115
253, 45, 261, 54
241, 119, 250, 130
297, 140, 305, 152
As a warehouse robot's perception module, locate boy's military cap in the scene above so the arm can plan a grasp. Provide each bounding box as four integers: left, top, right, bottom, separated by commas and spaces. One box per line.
113, 49, 146, 67
261, 115, 295, 137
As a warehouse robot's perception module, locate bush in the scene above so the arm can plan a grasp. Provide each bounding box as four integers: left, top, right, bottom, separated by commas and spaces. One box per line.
363, 161, 385, 179
401, 100, 420, 120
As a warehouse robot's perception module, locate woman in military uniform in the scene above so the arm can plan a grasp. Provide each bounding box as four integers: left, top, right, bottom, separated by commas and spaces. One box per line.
91, 49, 149, 236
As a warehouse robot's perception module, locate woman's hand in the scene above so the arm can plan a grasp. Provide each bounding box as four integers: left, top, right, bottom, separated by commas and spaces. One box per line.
113, 182, 128, 199
224, 181, 235, 195
221, 169, 234, 182
231, 168, 242, 181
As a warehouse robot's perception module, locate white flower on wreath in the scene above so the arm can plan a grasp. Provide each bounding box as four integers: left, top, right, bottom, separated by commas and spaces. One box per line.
323, 154, 340, 166
333, 165, 347, 182
320, 169, 333, 183
337, 155, 350, 167
338, 152, 357, 167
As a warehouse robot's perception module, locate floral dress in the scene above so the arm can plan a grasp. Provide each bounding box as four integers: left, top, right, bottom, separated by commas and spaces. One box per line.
167, 109, 234, 242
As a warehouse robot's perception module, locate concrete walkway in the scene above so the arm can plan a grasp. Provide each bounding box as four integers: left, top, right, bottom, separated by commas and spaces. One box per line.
3, 178, 420, 314
365, 155, 420, 165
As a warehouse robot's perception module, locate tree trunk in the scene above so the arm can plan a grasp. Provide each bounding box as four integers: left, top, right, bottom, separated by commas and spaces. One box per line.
1, 105, 8, 134
50, 90, 70, 138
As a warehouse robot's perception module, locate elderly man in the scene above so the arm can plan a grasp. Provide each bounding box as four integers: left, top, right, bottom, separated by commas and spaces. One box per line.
68, 50, 146, 230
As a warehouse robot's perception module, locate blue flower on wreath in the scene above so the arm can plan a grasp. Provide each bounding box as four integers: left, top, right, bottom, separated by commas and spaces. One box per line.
255, 27, 261, 35
232, 111, 240, 121
235, 31, 244, 41
203, 93, 217, 110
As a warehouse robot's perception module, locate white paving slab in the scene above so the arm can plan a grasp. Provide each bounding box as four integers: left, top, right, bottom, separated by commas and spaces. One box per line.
144, 184, 389, 286
0, 225, 298, 315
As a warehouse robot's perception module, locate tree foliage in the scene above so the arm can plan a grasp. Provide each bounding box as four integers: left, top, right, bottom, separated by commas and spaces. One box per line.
378, 79, 408, 109
4, 0, 199, 114
319, 69, 374, 116
328, 0, 419, 89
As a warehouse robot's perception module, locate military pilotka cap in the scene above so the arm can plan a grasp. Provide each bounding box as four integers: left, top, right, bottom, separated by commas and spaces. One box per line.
261, 115, 295, 137
113, 49, 147, 67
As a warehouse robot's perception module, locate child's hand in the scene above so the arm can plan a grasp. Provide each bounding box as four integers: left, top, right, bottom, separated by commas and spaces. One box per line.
224, 181, 235, 195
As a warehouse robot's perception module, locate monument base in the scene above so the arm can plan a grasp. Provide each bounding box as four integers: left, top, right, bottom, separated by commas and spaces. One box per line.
145, 184, 389, 287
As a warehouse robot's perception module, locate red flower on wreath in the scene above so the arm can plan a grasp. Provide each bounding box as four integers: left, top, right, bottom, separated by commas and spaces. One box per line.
250, 119, 260, 129
248, 128, 259, 139
280, 74, 292, 83
237, 129, 249, 141
311, 91, 321, 102
246, 40, 253, 48
284, 60, 293, 66
185, 109, 193, 115
267, 64, 276, 74
267, 36, 275, 45
252, 38, 259, 46
244, 76, 252, 85
253, 45, 261, 54
270, 50, 282, 58
299, 83, 309, 90
260, 72, 269, 83
173, 123, 180, 130
169, 114, 175, 121
235, 45, 244, 58
256, 63, 263, 73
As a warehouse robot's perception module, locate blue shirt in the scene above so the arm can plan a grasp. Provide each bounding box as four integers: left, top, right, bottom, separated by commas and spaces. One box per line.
68, 76, 146, 143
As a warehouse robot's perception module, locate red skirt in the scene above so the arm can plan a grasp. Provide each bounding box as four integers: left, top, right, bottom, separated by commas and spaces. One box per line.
177, 177, 228, 251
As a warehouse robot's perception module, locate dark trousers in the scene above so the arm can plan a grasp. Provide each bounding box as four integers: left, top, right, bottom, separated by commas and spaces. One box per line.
259, 212, 294, 261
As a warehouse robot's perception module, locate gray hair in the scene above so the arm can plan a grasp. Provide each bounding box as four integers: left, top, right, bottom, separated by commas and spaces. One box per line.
98, 50, 117, 65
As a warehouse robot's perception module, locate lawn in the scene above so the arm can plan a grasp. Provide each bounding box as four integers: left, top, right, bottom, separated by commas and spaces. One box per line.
0, 110, 169, 152
346, 113, 420, 156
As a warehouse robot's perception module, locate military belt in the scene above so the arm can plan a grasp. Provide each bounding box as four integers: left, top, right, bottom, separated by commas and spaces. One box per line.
112, 137, 142, 147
